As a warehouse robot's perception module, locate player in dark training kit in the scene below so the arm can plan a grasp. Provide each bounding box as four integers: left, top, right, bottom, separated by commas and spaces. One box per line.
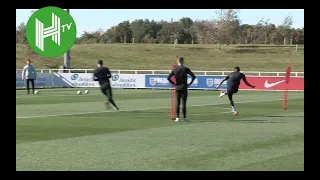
167, 57, 196, 122
216, 66, 255, 116
93, 60, 119, 111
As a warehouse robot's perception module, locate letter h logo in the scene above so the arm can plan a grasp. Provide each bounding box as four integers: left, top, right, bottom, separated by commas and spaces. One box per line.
35, 13, 60, 52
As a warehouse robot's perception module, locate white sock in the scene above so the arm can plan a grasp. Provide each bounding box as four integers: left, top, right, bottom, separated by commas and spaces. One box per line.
231, 106, 237, 112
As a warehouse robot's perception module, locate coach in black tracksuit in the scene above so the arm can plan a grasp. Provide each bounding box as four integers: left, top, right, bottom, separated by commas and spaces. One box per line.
167, 57, 196, 122
93, 60, 119, 110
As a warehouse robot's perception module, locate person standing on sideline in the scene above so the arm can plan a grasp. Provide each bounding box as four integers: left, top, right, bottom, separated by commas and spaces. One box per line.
22, 58, 37, 94
167, 57, 196, 122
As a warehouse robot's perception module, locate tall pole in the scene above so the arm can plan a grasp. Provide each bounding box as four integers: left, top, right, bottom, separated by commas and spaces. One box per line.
64, 9, 71, 69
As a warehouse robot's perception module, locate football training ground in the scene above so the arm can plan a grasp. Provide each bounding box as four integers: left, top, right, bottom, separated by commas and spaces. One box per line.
16, 88, 304, 171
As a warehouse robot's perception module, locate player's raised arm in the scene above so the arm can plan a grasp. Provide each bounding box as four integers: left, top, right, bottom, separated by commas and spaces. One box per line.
216, 75, 230, 89
241, 73, 255, 88
187, 68, 196, 86
167, 71, 175, 85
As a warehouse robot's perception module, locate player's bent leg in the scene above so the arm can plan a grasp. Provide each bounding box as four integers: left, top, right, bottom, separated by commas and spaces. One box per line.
100, 87, 108, 96
100, 87, 111, 109
106, 88, 119, 110
175, 90, 182, 121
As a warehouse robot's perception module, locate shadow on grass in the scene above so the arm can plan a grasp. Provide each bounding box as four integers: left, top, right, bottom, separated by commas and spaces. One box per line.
121, 111, 166, 114
231, 120, 287, 123
177, 47, 207, 51
191, 113, 290, 123
263, 115, 304, 118
227, 48, 276, 54
194, 119, 287, 123
234, 45, 297, 48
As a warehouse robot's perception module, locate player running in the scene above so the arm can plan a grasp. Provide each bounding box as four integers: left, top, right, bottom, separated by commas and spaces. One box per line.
93, 60, 119, 111
215, 66, 255, 116
167, 57, 196, 122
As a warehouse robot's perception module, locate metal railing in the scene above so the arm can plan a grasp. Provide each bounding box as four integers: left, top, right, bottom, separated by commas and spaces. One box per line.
16, 69, 304, 77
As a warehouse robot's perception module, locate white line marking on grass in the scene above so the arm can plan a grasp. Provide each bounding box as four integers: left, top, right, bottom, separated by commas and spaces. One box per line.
16, 94, 84, 98
190, 111, 233, 116
68, 111, 233, 119
16, 98, 300, 119
15, 90, 168, 98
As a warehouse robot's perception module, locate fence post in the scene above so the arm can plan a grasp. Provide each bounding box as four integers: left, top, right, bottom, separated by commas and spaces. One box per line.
51, 72, 53, 88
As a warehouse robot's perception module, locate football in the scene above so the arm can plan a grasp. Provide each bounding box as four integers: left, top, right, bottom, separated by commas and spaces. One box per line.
77, 90, 82, 95
85, 90, 89, 94
34, 90, 39, 95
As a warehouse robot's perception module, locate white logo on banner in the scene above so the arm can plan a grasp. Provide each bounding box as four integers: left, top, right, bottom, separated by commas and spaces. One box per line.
149, 78, 157, 86
53, 73, 145, 88
71, 74, 78, 80
149, 77, 169, 86
111, 75, 120, 81
206, 78, 214, 87
112, 75, 138, 88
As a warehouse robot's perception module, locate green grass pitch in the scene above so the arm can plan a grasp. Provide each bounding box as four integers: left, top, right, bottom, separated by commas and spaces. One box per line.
16, 88, 304, 171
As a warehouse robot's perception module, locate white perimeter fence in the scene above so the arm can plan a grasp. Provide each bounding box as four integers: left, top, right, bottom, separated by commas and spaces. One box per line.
16, 69, 304, 91
16, 69, 304, 77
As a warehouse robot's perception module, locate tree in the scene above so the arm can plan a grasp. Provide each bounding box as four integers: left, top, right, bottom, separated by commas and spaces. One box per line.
16, 22, 36, 56
179, 17, 194, 44
255, 18, 271, 44
16, 22, 27, 44
214, 9, 241, 45
239, 24, 253, 44
278, 13, 293, 45
16, 13, 304, 46
114, 21, 132, 43
130, 19, 148, 43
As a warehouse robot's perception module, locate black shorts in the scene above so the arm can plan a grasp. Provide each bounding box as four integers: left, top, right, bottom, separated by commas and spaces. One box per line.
100, 84, 113, 100
227, 88, 238, 94
100, 83, 111, 89
176, 89, 188, 98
